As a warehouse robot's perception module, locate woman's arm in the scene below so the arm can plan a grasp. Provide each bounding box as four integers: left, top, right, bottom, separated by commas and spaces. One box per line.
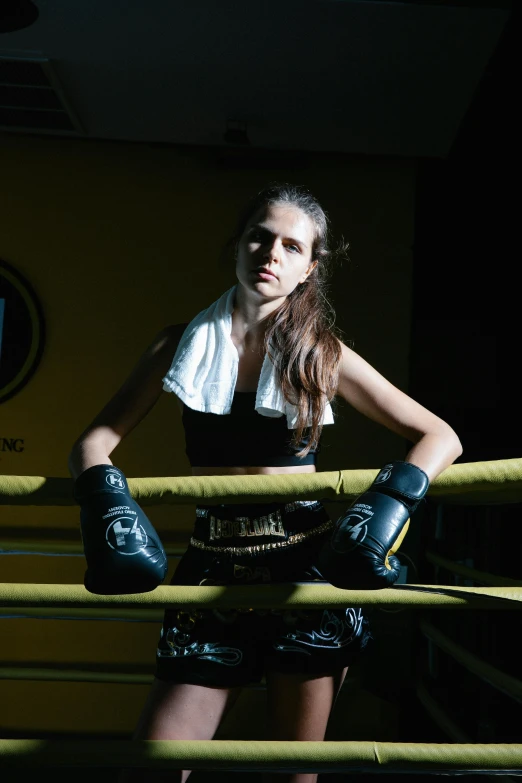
335, 341, 463, 479
316, 341, 463, 590
68, 323, 186, 479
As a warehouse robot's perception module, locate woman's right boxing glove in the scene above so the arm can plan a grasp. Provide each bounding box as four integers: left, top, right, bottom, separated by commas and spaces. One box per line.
74, 464, 168, 595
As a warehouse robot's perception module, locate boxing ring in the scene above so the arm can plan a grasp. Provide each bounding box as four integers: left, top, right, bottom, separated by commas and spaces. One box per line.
1, 458, 521, 775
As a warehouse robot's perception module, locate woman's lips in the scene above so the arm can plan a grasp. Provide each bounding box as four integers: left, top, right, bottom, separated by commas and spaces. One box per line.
254, 269, 277, 280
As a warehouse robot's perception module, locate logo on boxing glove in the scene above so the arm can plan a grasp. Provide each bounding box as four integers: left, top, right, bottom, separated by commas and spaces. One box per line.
105, 469, 126, 490
374, 464, 393, 484
330, 505, 373, 553
105, 516, 148, 554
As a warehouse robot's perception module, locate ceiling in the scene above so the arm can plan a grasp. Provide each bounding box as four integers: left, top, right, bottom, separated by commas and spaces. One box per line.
0, 0, 511, 158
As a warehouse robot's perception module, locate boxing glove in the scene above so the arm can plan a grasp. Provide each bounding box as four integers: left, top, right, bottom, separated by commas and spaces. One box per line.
317, 461, 429, 590
74, 464, 168, 595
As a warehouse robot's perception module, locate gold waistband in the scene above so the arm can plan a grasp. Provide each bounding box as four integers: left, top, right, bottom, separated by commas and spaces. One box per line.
189, 519, 334, 555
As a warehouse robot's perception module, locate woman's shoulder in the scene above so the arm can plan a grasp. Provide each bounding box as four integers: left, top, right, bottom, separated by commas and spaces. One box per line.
137, 323, 189, 375
152, 322, 189, 350
160, 322, 190, 337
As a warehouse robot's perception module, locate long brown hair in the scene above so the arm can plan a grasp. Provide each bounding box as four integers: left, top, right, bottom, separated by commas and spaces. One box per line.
233, 182, 349, 456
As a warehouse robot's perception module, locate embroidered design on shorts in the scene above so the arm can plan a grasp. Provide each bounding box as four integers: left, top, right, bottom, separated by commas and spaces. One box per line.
233, 564, 272, 582
284, 501, 321, 513
273, 608, 365, 656
157, 611, 243, 666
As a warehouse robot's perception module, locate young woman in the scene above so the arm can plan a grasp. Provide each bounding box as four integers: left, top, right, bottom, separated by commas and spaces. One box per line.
68, 183, 462, 783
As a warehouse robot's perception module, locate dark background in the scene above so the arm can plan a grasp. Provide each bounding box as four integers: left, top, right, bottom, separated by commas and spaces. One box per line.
392, 7, 520, 760
411, 10, 517, 462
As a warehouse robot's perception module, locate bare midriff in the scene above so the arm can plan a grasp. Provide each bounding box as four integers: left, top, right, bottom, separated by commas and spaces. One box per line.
192, 465, 317, 476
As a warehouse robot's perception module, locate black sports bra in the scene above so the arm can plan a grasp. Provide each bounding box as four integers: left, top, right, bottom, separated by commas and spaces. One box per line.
182, 391, 319, 467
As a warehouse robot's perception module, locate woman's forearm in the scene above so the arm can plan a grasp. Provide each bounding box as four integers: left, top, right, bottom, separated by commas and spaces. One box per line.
404, 425, 463, 482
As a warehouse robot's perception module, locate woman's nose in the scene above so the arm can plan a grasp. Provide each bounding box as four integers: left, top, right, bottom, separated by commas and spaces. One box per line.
263, 239, 281, 262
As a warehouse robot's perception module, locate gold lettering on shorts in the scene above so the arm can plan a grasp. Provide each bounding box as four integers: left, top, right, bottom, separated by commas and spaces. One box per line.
268, 515, 285, 537
208, 511, 286, 540
233, 520, 246, 537
221, 520, 233, 538
253, 518, 264, 535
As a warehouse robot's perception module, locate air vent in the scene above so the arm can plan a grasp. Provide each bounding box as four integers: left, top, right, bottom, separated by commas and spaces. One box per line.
0, 55, 83, 134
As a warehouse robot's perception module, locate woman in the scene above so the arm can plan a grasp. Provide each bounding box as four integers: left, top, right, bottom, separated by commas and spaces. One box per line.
68, 182, 462, 783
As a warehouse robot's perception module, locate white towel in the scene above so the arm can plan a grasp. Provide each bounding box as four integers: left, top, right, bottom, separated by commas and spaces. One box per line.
162, 285, 334, 429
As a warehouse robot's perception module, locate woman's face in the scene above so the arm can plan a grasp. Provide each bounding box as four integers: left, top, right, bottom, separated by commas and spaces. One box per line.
235, 204, 317, 300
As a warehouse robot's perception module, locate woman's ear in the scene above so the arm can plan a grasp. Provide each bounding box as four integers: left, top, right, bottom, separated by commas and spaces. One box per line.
299, 259, 318, 284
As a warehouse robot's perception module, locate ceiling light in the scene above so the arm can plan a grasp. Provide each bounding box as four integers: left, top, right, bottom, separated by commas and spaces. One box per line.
0, 0, 39, 34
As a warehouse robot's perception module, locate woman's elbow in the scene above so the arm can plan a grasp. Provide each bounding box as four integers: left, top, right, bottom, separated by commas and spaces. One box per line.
440, 423, 463, 462
67, 428, 117, 479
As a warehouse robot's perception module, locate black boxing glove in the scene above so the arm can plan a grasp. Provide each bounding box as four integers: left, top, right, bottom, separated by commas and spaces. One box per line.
74, 464, 168, 595
317, 461, 429, 590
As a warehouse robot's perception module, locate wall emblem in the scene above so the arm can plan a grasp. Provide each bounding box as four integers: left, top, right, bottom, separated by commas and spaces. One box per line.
0, 259, 45, 403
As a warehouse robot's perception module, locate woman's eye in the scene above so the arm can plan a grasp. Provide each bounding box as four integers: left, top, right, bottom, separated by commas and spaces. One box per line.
287, 244, 299, 253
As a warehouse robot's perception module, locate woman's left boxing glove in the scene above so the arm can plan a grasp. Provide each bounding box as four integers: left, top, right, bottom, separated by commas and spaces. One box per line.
316, 461, 429, 590
74, 464, 168, 595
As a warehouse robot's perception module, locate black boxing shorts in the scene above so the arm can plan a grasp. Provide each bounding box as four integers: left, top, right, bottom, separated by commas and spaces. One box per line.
155, 501, 372, 687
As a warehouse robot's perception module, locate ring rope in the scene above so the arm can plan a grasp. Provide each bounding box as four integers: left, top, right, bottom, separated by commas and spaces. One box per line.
0, 540, 184, 557
419, 619, 522, 704
386, 584, 519, 605
424, 550, 522, 587
415, 682, 519, 783
1, 583, 521, 610
0, 664, 266, 688
416, 679, 470, 743
0, 738, 521, 773
0, 666, 154, 685
1, 458, 521, 506
0, 607, 164, 621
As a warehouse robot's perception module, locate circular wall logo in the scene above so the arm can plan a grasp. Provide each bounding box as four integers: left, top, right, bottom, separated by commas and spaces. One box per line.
106, 517, 148, 555
0, 259, 45, 404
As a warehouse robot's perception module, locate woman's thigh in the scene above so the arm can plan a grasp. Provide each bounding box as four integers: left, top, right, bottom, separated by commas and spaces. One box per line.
265, 667, 348, 741
133, 677, 242, 740
118, 679, 242, 783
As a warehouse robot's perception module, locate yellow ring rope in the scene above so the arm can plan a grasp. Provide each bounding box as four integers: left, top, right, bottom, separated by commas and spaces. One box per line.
425, 550, 522, 587
416, 680, 470, 743
1, 458, 521, 506
420, 619, 522, 704
0, 540, 184, 556
0, 667, 153, 685
415, 683, 519, 783
0, 739, 521, 773
0, 583, 521, 610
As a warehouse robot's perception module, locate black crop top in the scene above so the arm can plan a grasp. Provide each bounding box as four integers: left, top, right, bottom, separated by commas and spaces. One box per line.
182, 392, 320, 467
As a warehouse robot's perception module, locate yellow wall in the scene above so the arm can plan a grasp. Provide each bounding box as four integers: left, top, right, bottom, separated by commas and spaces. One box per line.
0, 132, 416, 734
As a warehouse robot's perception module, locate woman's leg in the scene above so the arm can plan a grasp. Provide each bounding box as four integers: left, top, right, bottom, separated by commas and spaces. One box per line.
119, 678, 242, 783
263, 667, 348, 783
